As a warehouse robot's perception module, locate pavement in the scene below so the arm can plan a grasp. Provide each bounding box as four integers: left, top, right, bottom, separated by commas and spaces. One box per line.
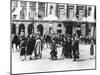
12, 44, 96, 74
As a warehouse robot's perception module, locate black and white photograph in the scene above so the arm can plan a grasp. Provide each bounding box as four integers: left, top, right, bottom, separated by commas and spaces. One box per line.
11, 0, 96, 74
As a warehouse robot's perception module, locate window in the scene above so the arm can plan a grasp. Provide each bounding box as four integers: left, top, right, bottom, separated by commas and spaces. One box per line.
12, 1, 18, 12
76, 6, 84, 20
56, 4, 65, 19
20, 1, 27, 19
88, 7, 92, 16
67, 5, 74, 19
29, 2, 36, 19
50, 5, 53, 15
38, 2, 45, 19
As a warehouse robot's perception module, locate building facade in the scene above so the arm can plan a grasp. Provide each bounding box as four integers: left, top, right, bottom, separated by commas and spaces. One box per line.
11, 0, 96, 38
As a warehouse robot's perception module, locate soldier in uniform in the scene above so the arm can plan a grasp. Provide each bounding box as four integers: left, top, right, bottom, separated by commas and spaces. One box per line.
20, 36, 27, 61
73, 36, 80, 61
26, 34, 36, 60
50, 37, 57, 60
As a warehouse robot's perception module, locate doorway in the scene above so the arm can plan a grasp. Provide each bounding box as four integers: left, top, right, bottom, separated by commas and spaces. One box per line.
66, 26, 72, 36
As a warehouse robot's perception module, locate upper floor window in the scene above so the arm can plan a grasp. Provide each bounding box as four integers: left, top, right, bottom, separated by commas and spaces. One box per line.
12, 1, 18, 12
67, 5, 74, 19
38, 2, 45, 19
29, 2, 36, 19
76, 5, 84, 20
88, 7, 92, 16
56, 4, 65, 19
59, 5, 65, 19
20, 1, 27, 19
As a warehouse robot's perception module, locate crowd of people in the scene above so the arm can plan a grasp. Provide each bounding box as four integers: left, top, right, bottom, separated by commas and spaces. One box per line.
12, 31, 95, 61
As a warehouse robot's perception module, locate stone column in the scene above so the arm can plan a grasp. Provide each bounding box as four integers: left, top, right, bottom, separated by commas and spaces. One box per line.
17, 1, 21, 19
74, 5, 77, 19
91, 25, 94, 37
54, 4, 56, 16
36, 2, 38, 20
65, 4, 67, 19
16, 24, 19, 35
26, 2, 29, 20
45, 3, 47, 17
25, 23, 28, 37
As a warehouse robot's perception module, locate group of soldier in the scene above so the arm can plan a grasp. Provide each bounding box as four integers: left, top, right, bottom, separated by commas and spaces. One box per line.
12, 31, 95, 61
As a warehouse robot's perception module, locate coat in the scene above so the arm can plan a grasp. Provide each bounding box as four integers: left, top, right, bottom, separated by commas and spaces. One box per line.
34, 39, 42, 56
73, 40, 79, 56
26, 37, 36, 55
50, 41, 57, 56
20, 39, 26, 56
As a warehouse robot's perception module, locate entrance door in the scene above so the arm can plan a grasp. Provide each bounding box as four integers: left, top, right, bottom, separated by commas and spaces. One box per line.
66, 26, 72, 36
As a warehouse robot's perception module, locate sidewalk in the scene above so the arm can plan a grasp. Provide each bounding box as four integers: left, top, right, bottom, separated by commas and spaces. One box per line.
12, 44, 96, 74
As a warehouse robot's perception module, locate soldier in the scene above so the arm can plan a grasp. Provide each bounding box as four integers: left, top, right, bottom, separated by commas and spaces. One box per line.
61, 37, 67, 57
50, 38, 57, 60
73, 36, 80, 61
20, 36, 27, 61
67, 37, 72, 58
26, 34, 36, 60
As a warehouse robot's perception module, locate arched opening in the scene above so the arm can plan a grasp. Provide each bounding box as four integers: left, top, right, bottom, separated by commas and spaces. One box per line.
66, 26, 72, 36
37, 24, 43, 36
19, 23, 25, 35
28, 24, 34, 35
12, 23, 16, 34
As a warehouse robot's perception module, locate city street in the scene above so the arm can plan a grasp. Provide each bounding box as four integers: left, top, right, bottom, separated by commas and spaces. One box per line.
12, 44, 96, 74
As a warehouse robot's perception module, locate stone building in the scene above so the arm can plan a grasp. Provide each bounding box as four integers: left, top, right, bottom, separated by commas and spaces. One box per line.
11, 0, 96, 38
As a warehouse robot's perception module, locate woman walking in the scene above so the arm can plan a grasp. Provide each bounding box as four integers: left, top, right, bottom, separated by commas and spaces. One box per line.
34, 35, 42, 59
